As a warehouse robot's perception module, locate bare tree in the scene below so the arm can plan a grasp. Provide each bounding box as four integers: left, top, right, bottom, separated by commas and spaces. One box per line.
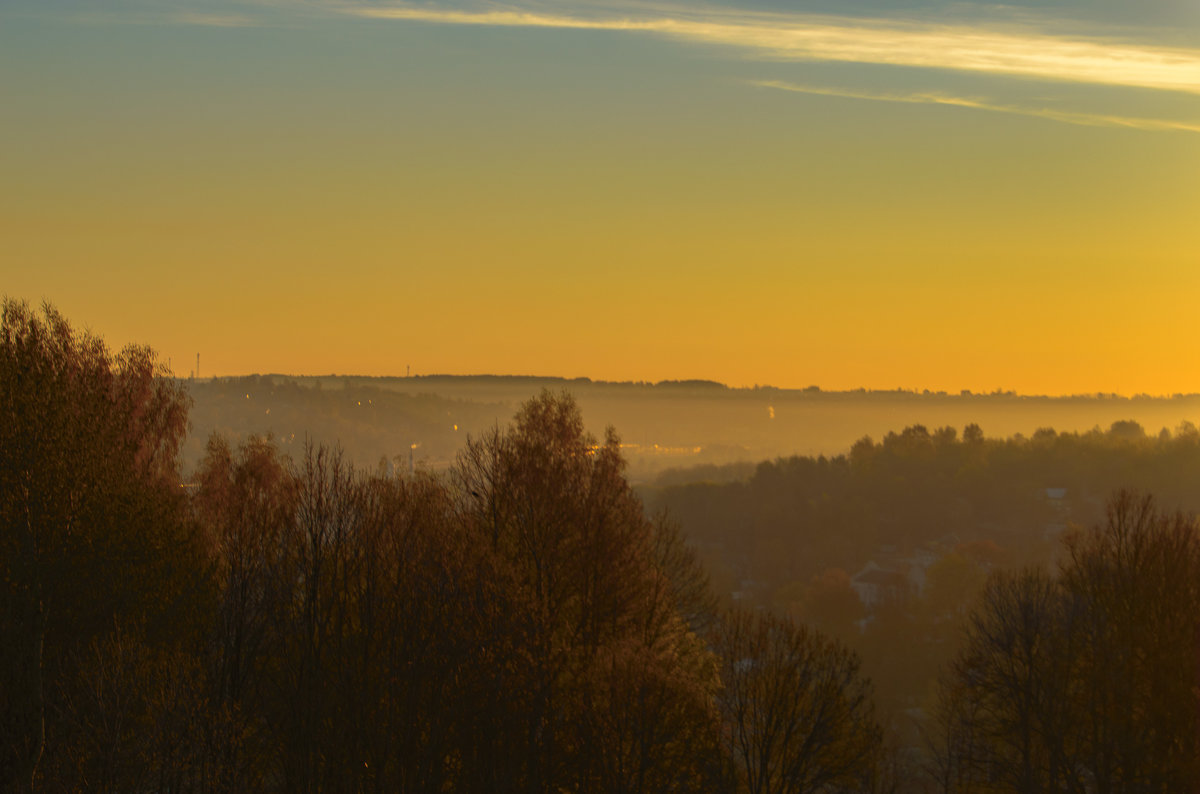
930, 568, 1085, 793
932, 491, 1200, 793
1060, 491, 1200, 793
716, 608, 882, 794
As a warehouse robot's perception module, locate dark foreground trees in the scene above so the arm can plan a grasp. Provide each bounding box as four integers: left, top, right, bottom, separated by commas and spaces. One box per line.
0, 300, 201, 792
188, 392, 885, 793
452, 393, 731, 792
717, 609, 882, 794
2, 300, 885, 792
930, 490, 1200, 793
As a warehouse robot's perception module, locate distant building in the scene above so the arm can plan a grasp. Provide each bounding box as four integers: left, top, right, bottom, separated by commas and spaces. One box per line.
851, 562, 911, 608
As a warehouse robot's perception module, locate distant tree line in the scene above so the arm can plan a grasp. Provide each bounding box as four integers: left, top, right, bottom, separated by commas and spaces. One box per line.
647, 419, 1200, 593
646, 408, 1200, 757
183, 375, 494, 475
0, 301, 885, 793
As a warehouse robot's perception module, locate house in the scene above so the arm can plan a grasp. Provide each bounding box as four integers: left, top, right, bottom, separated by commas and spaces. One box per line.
851, 562, 911, 608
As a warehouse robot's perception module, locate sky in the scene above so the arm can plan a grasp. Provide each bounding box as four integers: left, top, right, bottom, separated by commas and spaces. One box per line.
2, 0, 1198, 395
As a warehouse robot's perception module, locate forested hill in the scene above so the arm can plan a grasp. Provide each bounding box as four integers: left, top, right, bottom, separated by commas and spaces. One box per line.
644, 420, 1200, 598
640, 422, 1200, 731
182, 374, 1200, 481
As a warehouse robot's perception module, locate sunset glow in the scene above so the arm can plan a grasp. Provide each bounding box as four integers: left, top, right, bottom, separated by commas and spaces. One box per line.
3, 0, 1198, 395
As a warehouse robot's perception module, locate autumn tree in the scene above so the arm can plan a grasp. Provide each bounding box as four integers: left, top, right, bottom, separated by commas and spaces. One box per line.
573, 514, 728, 793
778, 568, 864, 641
716, 608, 882, 794
931, 490, 1200, 792
190, 433, 501, 793
184, 392, 728, 793
39, 624, 224, 794
1059, 491, 1200, 792
346, 470, 512, 793
191, 433, 297, 789
929, 568, 1083, 792
0, 299, 199, 791
452, 390, 725, 792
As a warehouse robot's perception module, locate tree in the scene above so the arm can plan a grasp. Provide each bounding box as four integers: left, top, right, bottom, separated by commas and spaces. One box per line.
1059, 491, 1200, 792
185, 392, 726, 792
716, 608, 882, 794
452, 390, 724, 792
0, 299, 196, 791
574, 514, 727, 793
192, 433, 511, 793
931, 490, 1200, 792
931, 568, 1083, 793
782, 568, 864, 641
192, 433, 296, 789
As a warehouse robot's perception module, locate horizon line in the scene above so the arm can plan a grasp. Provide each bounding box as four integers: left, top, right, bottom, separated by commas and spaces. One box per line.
175, 372, 1200, 401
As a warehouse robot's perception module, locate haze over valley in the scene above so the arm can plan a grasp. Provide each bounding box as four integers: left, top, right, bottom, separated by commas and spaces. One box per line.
185, 373, 1200, 480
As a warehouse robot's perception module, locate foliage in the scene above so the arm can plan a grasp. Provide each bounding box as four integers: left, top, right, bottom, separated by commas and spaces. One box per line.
190, 389, 733, 792
0, 299, 201, 792
452, 391, 726, 792
716, 608, 883, 794
648, 419, 1200, 740
929, 491, 1200, 792
38, 302, 1200, 793
649, 419, 1200, 594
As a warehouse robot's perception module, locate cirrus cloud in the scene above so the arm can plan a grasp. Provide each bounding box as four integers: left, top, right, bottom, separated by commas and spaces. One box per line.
342, 2, 1200, 95
753, 79, 1200, 133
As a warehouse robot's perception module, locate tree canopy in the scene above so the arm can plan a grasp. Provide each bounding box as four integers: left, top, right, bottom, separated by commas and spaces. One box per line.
0, 299, 199, 791
931, 491, 1200, 792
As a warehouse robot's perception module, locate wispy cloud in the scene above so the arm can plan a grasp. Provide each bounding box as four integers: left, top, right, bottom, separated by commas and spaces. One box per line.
342, 3, 1200, 95
753, 79, 1200, 134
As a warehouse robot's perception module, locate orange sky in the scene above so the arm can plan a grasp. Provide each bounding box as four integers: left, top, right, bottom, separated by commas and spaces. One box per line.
3, 0, 1199, 395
